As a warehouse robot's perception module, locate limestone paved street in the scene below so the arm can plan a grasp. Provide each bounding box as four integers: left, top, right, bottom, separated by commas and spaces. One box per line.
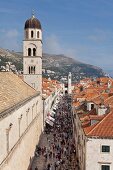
31, 95, 78, 170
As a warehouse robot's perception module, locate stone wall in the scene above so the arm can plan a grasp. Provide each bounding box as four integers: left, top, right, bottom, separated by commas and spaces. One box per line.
73, 107, 86, 170
86, 138, 113, 170
0, 95, 43, 170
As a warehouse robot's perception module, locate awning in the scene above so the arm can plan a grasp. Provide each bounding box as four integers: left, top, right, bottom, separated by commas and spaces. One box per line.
51, 111, 56, 115
53, 107, 57, 110
45, 119, 54, 127
55, 104, 58, 107
54, 103, 58, 107
50, 112, 55, 118
56, 100, 59, 104
48, 116, 55, 122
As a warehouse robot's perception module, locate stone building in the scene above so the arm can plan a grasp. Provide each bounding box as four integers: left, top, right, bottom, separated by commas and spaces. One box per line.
23, 13, 42, 92
72, 77, 113, 170
42, 78, 63, 127
0, 14, 43, 170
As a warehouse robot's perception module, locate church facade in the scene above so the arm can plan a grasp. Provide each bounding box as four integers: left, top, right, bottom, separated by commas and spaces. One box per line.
0, 14, 43, 170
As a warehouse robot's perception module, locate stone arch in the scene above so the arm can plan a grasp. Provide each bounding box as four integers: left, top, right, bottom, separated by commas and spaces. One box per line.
33, 48, 36, 56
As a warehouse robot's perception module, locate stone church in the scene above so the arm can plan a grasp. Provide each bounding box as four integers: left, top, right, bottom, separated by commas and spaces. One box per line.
0, 14, 43, 170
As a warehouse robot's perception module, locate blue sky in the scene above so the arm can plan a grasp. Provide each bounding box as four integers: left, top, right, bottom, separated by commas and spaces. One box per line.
0, 0, 113, 72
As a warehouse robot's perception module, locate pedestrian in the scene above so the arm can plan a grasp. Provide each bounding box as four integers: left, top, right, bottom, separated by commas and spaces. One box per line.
54, 162, 57, 170
47, 163, 51, 170
35, 166, 38, 170
53, 152, 55, 158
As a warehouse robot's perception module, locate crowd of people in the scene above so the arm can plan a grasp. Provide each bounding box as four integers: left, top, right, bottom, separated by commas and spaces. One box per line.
32, 95, 77, 170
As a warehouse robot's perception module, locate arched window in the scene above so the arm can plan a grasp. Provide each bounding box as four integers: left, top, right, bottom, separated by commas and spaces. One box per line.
29, 66, 35, 74
28, 48, 31, 56
37, 31, 39, 38
31, 31, 34, 38
31, 66, 34, 74
33, 48, 36, 56
28, 65, 36, 74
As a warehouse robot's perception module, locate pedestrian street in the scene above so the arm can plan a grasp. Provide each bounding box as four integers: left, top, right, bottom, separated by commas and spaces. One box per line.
31, 95, 79, 170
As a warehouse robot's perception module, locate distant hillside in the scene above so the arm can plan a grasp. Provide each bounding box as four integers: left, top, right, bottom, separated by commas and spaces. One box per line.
42, 53, 105, 80
0, 48, 105, 81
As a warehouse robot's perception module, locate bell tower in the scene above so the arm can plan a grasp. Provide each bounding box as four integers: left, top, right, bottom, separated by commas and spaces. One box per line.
68, 72, 72, 94
23, 14, 42, 93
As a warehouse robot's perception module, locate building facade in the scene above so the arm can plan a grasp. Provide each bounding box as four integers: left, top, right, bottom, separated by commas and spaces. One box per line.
42, 78, 63, 127
0, 14, 43, 170
72, 77, 113, 170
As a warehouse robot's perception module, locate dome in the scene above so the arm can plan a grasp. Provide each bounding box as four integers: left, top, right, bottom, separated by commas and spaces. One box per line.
24, 15, 41, 30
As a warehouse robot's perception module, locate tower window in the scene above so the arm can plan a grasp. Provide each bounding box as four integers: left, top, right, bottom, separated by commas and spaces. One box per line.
28, 66, 36, 74
34, 66, 35, 74
31, 31, 34, 38
33, 48, 36, 56
37, 31, 39, 38
28, 48, 31, 56
31, 66, 34, 74
29, 66, 30, 74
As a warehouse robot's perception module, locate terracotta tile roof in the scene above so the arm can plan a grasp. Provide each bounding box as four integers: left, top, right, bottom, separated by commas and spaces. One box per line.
97, 77, 109, 84
42, 77, 62, 98
0, 72, 37, 114
86, 110, 113, 138
72, 101, 81, 107
105, 96, 113, 108
92, 93, 109, 105
80, 109, 103, 123
80, 115, 90, 122
87, 108, 97, 115
42, 78, 50, 82
84, 123, 98, 134
82, 120, 91, 128
73, 77, 113, 138
89, 114, 105, 120
110, 88, 113, 93
79, 108, 106, 131
85, 93, 99, 101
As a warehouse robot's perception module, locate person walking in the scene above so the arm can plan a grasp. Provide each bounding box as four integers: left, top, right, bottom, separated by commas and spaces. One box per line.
35, 166, 38, 170
47, 163, 51, 170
